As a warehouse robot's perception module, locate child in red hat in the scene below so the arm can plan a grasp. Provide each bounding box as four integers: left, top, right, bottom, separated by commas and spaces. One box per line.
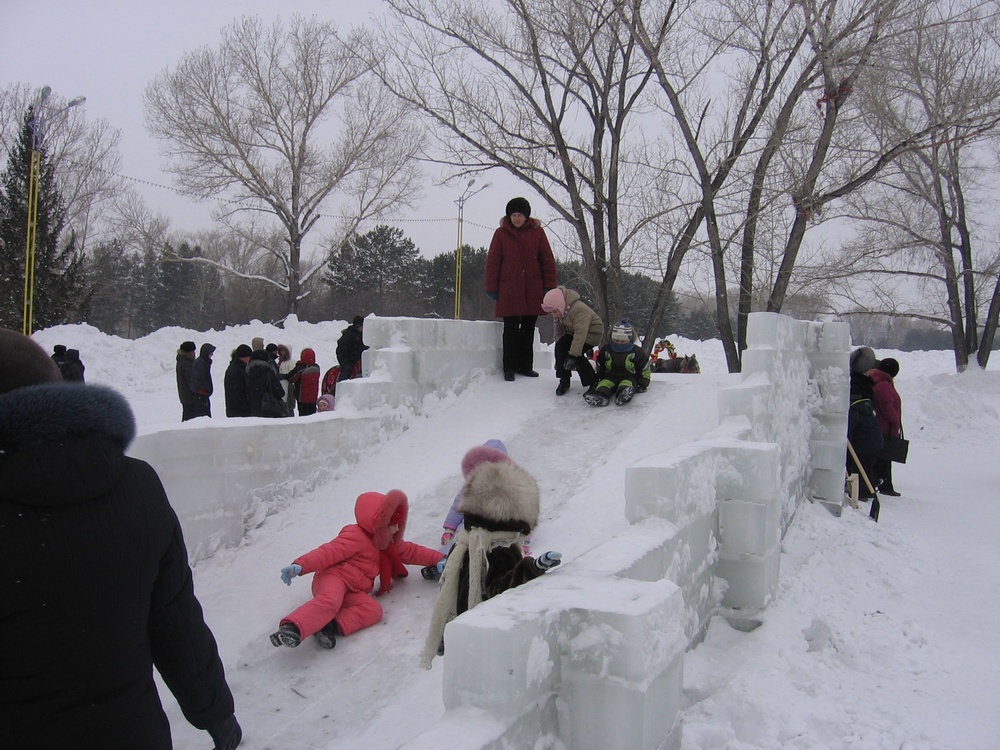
271, 489, 443, 649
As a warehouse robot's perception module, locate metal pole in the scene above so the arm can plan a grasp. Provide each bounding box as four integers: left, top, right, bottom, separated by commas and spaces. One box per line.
22, 149, 41, 335
454, 198, 465, 319
21, 88, 86, 336
453, 179, 491, 321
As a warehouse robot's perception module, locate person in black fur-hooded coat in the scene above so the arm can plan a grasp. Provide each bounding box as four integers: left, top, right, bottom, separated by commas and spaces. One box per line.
0, 328, 241, 750
420, 443, 560, 668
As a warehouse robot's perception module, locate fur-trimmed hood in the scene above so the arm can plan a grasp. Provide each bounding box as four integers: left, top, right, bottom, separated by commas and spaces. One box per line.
458, 459, 539, 534
0, 383, 136, 455
355, 489, 408, 550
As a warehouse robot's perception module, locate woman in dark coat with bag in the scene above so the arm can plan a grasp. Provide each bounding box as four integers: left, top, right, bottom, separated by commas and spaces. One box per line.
485, 197, 558, 382
0, 329, 241, 750
247, 349, 286, 418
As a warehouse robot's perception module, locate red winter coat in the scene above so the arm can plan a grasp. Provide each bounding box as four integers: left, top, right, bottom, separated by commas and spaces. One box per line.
293, 490, 442, 596
869, 368, 901, 439
288, 348, 321, 406
485, 217, 558, 317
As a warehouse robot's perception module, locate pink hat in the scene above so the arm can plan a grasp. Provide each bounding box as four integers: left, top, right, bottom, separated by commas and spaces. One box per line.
461, 443, 512, 478
541, 288, 566, 316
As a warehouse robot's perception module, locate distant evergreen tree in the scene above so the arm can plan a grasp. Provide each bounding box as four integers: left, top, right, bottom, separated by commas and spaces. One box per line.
324, 225, 421, 317
155, 242, 226, 331
555, 259, 678, 341
0, 108, 85, 330
85, 240, 139, 336
416, 245, 491, 320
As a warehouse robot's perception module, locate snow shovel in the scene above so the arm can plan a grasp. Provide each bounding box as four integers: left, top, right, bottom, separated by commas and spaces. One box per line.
846, 439, 880, 522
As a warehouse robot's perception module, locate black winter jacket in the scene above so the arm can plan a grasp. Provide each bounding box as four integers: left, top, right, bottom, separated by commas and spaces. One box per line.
0, 384, 236, 750
224, 357, 251, 417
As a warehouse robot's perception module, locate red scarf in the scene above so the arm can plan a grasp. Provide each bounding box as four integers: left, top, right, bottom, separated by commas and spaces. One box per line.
377, 543, 407, 596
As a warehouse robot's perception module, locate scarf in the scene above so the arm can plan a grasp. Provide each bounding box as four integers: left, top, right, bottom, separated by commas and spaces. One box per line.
377, 543, 407, 596
419, 525, 522, 668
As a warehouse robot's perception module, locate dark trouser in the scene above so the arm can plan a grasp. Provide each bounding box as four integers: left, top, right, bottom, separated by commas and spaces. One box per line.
189, 395, 212, 419
298, 402, 317, 416
553, 334, 597, 387
875, 453, 894, 491
181, 403, 200, 422
502, 316, 538, 373
337, 360, 360, 382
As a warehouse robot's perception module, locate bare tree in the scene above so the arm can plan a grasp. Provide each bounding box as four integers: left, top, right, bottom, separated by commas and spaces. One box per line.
617, 0, 1000, 370
144, 15, 423, 315
373, 0, 673, 324
1, 82, 126, 253
808, 5, 1000, 371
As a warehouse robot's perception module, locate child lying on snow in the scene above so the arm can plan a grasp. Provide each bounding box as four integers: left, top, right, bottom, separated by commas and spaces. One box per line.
420, 444, 561, 668
271, 489, 443, 649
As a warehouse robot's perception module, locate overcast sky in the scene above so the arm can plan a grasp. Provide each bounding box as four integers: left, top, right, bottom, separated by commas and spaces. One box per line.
0, 0, 530, 258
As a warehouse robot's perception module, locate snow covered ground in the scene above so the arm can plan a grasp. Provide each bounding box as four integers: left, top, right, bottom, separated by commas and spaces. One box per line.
30, 321, 1000, 749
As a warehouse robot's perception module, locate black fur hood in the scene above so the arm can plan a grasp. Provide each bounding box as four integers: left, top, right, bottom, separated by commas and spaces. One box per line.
0, 383, 136, 455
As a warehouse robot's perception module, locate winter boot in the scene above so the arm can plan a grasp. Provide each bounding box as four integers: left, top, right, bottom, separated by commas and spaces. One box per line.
314, 620, 339, 650
584, 391, 610, 407
555, 379, 571, 396
614, 386, 635, 406
269, 622, 302, 648
421, 558, 446, 581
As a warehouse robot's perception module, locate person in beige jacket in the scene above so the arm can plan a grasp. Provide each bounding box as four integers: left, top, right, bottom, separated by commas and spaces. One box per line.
541, 286, 605, 396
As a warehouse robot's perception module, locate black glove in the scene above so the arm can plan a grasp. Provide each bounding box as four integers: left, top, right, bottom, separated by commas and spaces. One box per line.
208, 715, 242, 750
563, 358, 577, 372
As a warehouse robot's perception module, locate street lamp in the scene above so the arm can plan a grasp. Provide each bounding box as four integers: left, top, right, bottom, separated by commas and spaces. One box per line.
22, 86, 86, 336
454, 178, 491, 319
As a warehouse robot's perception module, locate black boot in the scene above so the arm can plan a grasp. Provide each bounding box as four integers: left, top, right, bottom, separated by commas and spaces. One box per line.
269, 622, 301, 648
556, 379, 570, 396
314, 620, 340, 649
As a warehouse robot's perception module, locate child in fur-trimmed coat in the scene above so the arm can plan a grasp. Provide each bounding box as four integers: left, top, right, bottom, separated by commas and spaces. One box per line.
271, 489, 443, 650
420, 444, 561, 668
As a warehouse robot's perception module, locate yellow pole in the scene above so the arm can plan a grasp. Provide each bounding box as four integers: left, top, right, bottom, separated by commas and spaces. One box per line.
22, 149, 41, 336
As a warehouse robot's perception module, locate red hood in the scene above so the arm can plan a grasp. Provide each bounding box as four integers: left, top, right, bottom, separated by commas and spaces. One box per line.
300, 348, 316, 365
354, 490, 408, 549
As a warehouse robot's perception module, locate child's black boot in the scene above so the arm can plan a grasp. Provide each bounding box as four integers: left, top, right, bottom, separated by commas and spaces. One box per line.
314, 620, 339, 649
614, 386, 635, 405
269, 622, 301, 648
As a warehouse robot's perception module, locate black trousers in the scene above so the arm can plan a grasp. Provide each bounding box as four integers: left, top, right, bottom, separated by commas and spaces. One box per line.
502, 316, 538, 373
553, 334, 598, 387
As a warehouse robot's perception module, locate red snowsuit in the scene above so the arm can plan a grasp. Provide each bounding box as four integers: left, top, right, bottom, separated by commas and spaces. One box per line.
288, 348, 321, 412
280, 490, 442, 638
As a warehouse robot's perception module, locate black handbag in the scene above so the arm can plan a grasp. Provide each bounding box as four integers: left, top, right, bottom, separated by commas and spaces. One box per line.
260, 391, 287, 418
883, 430, 909, 464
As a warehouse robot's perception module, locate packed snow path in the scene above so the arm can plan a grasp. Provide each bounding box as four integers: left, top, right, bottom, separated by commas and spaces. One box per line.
161, 371, 728, 749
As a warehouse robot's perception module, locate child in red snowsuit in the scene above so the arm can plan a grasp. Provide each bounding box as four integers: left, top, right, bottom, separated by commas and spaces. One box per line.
287, 348, 321, 416
270, 489, 443, 649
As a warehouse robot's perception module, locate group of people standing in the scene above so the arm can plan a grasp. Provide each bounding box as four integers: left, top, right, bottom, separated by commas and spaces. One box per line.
486, 197, 651, 406
49, 344, 86, 383
174, 318, 369, 422
847, 346, 904, 498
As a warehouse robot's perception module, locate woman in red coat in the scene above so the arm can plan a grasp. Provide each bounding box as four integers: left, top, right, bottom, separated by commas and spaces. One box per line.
270, 489, 443, 649
870, 358, 903, 496
485, 197, 558, 381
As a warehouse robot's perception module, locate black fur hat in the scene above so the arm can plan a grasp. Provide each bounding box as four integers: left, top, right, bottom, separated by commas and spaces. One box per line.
505, 197, 531, 219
